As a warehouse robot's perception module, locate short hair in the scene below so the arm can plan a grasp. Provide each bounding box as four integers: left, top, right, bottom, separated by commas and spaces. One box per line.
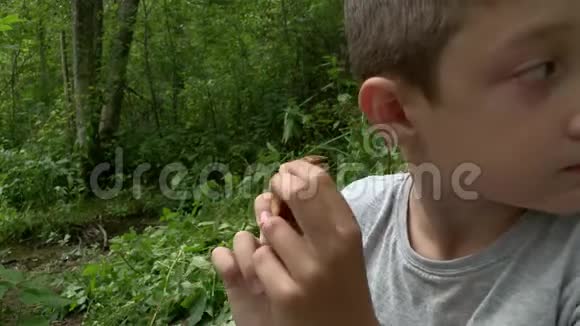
344, 1, 466, 100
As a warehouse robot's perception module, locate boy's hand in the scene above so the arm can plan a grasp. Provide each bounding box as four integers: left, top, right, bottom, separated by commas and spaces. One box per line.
256, 159, 379, 326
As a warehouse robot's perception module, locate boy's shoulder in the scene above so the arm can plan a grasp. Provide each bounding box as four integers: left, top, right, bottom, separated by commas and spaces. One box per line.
339, 172, 580, 261
340, 172, 410, 209
340, 172, 409, 204
340, 172, 411, 237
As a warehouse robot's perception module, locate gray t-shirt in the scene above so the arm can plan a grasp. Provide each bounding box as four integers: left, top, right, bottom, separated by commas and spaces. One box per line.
340, 173, 580, 326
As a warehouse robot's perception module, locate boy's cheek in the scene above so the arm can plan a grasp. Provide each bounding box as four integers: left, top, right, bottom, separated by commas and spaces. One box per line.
409, 92, 576, 210
468, 162, 580, 214
421, 141, 551, 203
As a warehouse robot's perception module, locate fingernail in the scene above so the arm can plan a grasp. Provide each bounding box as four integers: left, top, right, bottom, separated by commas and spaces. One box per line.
260, 211, 271, 227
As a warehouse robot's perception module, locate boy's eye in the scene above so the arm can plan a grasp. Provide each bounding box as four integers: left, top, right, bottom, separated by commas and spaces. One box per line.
515, 60, 559, 83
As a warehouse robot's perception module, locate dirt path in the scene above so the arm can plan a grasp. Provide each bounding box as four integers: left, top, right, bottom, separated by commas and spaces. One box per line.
0, 214, 163, 325
1, 213, 160, 270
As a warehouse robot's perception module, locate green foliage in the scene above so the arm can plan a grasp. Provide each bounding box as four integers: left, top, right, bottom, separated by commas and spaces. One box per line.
0, 0, 408, 323
0, 0, 358, 207
0, 147, 84, 210
61, 199, 251, 325
0, 14, 25, 32
0, 265, 71, 325
56, 140, 404, 324
0, 189, 168, 244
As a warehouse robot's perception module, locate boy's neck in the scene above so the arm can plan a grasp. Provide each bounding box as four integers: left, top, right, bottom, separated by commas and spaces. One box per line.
406, 176, 527, 261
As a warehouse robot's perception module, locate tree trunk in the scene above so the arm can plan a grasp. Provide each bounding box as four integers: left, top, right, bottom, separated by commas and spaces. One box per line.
10, 48, 21, 143
37, 19, 50, 108
142, 0, 161, 135
60, 31, 73, 108
93, 1, 104, 78
93, 0, 105, 121
99, 0, 141, 145
162, 0, 183, 124
60, 31, 75, 150
72, 0, 104, 182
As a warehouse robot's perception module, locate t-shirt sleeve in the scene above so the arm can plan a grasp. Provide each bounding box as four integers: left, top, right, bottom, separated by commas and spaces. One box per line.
572, 278, 580, 326
564, 223, 580, 326
561, 276, 580, 326
340, 175, 401, 246
340, 176, 376, 238
341, 178, 368, 218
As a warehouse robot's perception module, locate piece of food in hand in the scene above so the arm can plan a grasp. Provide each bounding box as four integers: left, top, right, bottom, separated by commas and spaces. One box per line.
268, 155, 329, 236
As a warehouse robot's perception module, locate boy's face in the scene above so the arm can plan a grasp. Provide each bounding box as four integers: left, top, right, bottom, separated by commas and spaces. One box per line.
401, 0, 580, 214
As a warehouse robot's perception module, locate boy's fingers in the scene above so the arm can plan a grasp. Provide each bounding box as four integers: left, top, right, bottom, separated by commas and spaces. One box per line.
260, 215, 316, 281
233, 231, 264, 295
211, 247, 265, 324
269, 171, 333, 246
211, 247, 243, 289
280, 159, 360, 242
270, 172, 329, 239
280, 159, 328, 181
253, 245, 299, 302
254, 192, 273, 226
255, 192, 273, 244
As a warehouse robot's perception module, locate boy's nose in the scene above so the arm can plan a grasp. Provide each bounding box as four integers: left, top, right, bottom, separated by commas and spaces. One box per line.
567, 114, 580, 140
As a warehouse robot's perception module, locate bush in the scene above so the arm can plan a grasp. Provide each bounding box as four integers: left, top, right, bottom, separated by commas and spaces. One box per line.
62, 195, 254, 325
0, 148, 84, 210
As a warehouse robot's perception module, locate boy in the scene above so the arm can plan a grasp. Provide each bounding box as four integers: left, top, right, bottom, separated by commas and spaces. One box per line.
211, 0, 580, 325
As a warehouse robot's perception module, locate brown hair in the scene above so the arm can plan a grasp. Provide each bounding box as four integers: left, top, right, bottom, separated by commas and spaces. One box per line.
344, 1, 465, 100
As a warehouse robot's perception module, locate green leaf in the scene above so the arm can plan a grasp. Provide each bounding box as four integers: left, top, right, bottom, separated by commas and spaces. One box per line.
82, 264, 100, 277
282, 114, 295, 144
0, 14, 24, 25
181, 281, 195, 291
266, 142, 278, 154
19, 287, 71, 308
187, 292, 207, 326
0, 25, 13, 32
18, 316, 50, 326
0, 266, 24, 285
0, 281, 12, 299
337, 93, 352, 104
197, 221, 216, 227
185, 257, 208, 277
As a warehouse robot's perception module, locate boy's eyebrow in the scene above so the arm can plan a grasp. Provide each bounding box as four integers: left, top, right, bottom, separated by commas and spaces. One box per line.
500, 20, 574, 48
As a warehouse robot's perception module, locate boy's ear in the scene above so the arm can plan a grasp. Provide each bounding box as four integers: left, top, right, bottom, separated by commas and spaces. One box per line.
358, 77, 415, 140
